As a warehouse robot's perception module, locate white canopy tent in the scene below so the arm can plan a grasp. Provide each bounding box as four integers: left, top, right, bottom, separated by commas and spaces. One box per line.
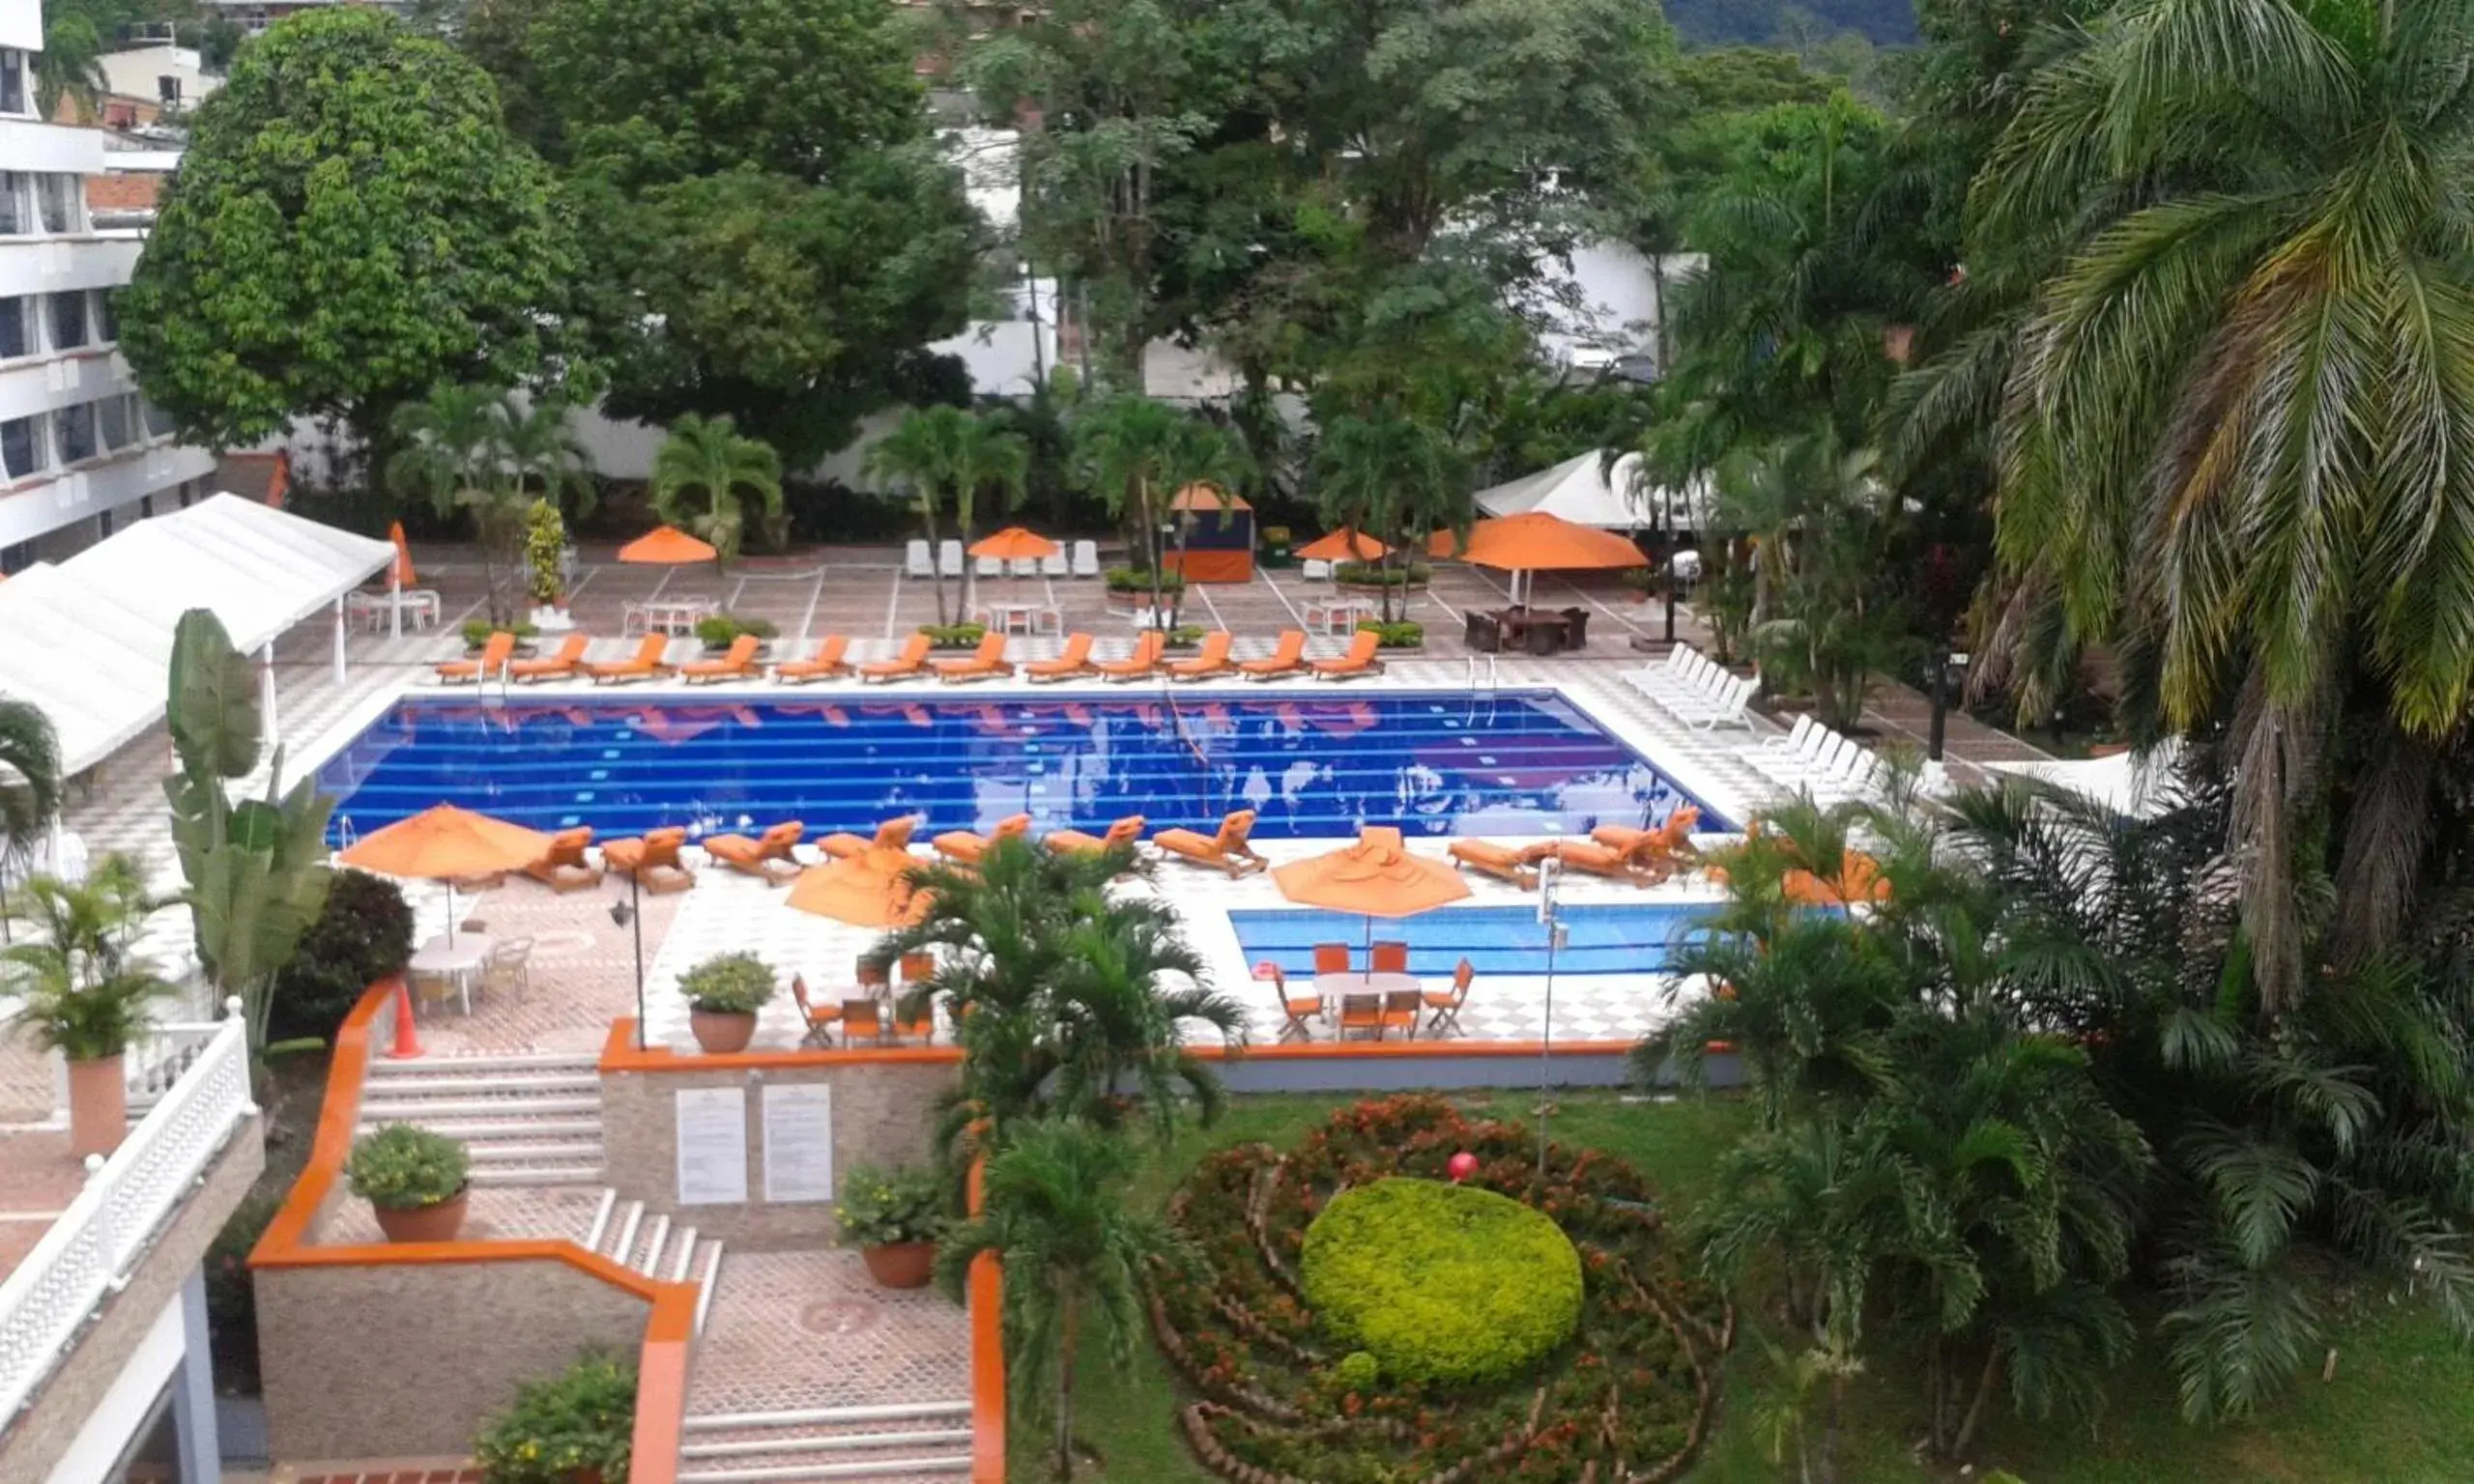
1472, 449, 1712, 532
1983, 742, 2185, 821
0, 495, 394, 774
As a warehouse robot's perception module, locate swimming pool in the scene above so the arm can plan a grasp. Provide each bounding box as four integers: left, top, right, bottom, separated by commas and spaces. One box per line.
1229, 903, 1720, 978
318, 689, 1726, 844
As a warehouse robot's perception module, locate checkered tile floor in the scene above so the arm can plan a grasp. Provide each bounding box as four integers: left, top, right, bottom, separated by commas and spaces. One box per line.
686, 1248, 972, 1414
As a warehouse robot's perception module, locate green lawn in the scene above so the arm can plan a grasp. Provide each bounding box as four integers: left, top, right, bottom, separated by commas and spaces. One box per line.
1016, 1089, 2474, 1483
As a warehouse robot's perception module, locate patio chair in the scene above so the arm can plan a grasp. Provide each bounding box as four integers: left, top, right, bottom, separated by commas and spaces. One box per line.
1312, 942, 1351, 976
938, 540, 964, 578
1044, 813, 1145, 861
411, 968, 465, 1020
1422, 958, 1474, 1039
1268, 965, 1322, 1043
509, 633, 591, 684
681, 634, 763, 684
1300, 559, 1333, 581
703, 821, 805, 885
1309, 629, 1384, 681
859, 634, 933, 683
524, 826, 603, 893
482, 937, 533, 1005
1095, 632, 1165, 683
1238, 630, 1309, 681
906, 539, 934, 578
1560, 607, 1591, 649
602, 827, 696, 894
891, 994, 935, 1042
975, 555, 1004, 580
856, 956, 892, 995
898, 950, 936, 985
841, 997, 886, 1046
437, 631, 516, 685
1152, 810, 1266, 877
1071, 539, 1100, 578
1337, 991, 1384, 1042
1448, 839, 1550, 889
586, 634, 676, 685
1010, 556, 1041, 579
774, 636, 852, 683
1025, 633, 1099, 684
790, 974, 839, 1048
1463, 611, 1504, 653
820, 815, 918, 860
1165, 631, 1235, 682
1370, 940, 1409, 974
932, 632, 1013, 684
1041, 551, 1070, 578
1380, 987, 1423, 1039
934, 813, 1031, 868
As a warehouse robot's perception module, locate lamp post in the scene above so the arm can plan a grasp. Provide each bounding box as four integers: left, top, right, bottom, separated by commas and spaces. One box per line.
1536, 855, 1566, 1184
609, 873, 646, 1050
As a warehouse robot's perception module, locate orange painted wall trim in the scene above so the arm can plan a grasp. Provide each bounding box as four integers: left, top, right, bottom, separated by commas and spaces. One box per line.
600, 1017, 964, 1073
250, 981, 695, 1484
1192, 1037, 1635, 1062
966, 1154, 1005, 1484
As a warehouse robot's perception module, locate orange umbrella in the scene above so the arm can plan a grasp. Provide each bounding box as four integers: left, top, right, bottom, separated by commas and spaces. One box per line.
1457, 512, 1645, 605
339, 804, 555, 946
968, 526, 1061, 560
1294, 529, 1389, 562
618, 526, 719, 564
387, 521, 419, 587
1275, 827, 1470, 954
1426, 528, 1464, 559
786, 849, 931, 928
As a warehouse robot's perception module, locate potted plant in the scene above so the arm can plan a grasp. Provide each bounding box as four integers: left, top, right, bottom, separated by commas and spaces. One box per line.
678, 952, 776, 1053
472, 1351, 636, 1484
524, 499, 573, 632
838, 1162, 949, 1288
346, 1123, 472, 1241
0, 859, 174, 1158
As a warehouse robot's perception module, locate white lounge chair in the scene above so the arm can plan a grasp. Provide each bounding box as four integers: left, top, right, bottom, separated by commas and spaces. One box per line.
1041, 551, 1069, 578
1300, 558, 1333, 581
905, 539, 933, 578
1010, 556, 1040, 578
939, 540, 964, 578
975, 555, 1004, 579
1071, 539, 1100, 578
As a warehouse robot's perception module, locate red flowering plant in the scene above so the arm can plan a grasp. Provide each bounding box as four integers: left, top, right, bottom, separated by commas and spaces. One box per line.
1145, 1096, 1730, 1484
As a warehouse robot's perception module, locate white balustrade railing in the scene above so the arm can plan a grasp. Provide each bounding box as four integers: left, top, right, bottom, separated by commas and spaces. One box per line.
0, 1002, 254, 1423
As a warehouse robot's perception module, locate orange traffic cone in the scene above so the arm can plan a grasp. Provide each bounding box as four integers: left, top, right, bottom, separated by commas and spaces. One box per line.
387, 977, 423, 1059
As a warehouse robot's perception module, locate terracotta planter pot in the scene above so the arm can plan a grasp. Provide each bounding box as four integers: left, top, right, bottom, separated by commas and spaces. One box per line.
65, 1053, 127, 1160
372, 1185, 470, 1243
690, 1009, 758, 1054
861, 1241, 936, 1289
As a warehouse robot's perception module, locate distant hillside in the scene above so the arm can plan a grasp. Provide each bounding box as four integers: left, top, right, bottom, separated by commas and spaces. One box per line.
1666, 0, 1918, 47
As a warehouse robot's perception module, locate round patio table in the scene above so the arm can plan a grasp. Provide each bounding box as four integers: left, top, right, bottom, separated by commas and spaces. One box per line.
409, 933, 495, 1017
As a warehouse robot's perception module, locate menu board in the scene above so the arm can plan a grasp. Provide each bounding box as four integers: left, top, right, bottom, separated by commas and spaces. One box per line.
762, 1082, 835, 1204
675, 1086, 749, 1206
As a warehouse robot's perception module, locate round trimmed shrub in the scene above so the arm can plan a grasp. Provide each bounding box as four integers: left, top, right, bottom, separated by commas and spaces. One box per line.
270, 869, 416, 1042
1300, 1177, 1582, 1385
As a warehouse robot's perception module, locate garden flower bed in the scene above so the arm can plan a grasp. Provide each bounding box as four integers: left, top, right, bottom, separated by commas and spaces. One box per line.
1147, 1095, 1731, 1484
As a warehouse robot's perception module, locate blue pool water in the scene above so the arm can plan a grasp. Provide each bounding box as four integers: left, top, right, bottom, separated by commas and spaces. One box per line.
317, 689, 1726, 845
1230, 903, 1721, 978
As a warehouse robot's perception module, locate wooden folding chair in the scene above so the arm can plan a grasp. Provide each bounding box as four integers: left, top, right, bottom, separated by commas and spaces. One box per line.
1313, 942, 1351, 976
1370, 940, 1409, 974
840, 997, 885, 1047
1337, 991, 1384, 1042
898, 951, 936, 985
1269, 965, 1322, 1043
1422, 958, 1474, 1040
1380, 988, 1423, 1040
790, 975, 840, 1049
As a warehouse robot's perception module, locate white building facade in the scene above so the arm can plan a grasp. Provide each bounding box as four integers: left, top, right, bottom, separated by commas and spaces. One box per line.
0, 0, 216, 573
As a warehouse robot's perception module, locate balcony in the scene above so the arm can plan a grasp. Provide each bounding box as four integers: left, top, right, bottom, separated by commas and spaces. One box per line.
0, 439, 216, 547
0, 234, 143, 299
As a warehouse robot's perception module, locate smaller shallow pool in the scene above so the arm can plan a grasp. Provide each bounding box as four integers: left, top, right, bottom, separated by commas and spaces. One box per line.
1229, 903, 1718, 979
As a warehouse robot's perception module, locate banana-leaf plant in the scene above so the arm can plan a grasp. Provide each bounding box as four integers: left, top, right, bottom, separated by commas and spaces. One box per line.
162, 610, 334, 1061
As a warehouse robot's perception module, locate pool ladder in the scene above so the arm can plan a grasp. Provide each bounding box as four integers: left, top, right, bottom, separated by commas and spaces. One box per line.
1465, 653, 1500, 695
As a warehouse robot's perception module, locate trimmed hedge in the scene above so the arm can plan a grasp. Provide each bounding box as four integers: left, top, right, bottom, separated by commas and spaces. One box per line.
1301, 1177, 1582, 1385
270, 869, 415, 1042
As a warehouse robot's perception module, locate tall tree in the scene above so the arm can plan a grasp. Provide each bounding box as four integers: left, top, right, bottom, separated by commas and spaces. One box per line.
388, 385, 528, 624
650, 415, 785, 568
1070, 395, 1248, 622
119, 8, 582, 462
863, 407, 1034, 622
1312, 410, 1469, 621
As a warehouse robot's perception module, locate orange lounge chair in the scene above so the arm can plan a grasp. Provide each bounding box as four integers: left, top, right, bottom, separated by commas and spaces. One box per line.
1025, 633, 1098, 684
586, 634, 675, 685
524, 826, 602, 893
1165, 631, 1234, 682
1152, 810, 1266, 877
1587, 806, 1703, 873
1309, 629, 1385, 681
1045, 813, 1145, 859
1448, 839, 1554, 889
820, 815, 918, 860
1095, 632, 1165, 683
933, 813, 1031, 867
601, 827, 695, 893
1553, 830, 1685, 885
774, 636, 852, 684
860, 634, 933, 684
933, 632, 1013, 684
703, 820, 805, 884
681, 634, 763, 684
1239, 630, 1309, 681
508, 633, 591, 684
437, 631, 516, 684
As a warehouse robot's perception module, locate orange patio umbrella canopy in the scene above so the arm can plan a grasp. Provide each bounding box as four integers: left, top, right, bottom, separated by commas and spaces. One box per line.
339, 803, 554, 880
1457, 512, 1649, 573
1294, 528, 1389, 562
1273, 827, 1471, 919
969, 526, 1060, 560
786, 849, 932, 928
618, 526, 719, 564
386, 521, 419, 587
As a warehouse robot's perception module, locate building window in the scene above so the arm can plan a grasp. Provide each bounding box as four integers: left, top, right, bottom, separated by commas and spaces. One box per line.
35, 175, 79, 235
144, 399, 176, 439
95, 506, 112, 539
1, 414, 42, 478
53, 402, 95, 464
98, 392, 129, 449
93, 290, 117, 343
0, 51, 22, 117
0, 297, 29, 359
0, 174, 25, 236
49, 292, 85, 351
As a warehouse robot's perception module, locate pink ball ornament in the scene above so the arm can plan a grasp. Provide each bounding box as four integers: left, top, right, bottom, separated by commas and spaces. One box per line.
1447, 1152, 1479, 1184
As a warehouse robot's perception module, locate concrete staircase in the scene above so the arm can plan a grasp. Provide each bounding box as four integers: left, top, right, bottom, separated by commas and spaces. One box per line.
356, 1052, 605, 1186
579, 1188, 726, 1317
676, 1402, 974, 1483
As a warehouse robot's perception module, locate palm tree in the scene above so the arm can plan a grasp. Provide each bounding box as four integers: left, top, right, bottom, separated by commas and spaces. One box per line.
1950, 0, 2474, 1003
864, 408, 1032, 621
651, 414, 785, 569
934, 1117, 1181, 1482
0, 699, 61, 909
1070, 396, 1251, 623
391, 385, 524, 623
33, 14, 106, 122
500, 396, 596, 518
868, 838, 1245, 1159
1312, 411, 1468, 621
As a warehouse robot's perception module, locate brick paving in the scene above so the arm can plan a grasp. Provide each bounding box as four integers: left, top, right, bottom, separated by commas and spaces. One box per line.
0, 1127, 82, 1281
316, 1183, 606, 1248
686, 1248, 972, 1414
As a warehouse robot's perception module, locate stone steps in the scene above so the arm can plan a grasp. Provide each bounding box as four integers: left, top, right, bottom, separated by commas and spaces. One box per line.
357, 1052, 605, 1185
678, 1404, 974, 1483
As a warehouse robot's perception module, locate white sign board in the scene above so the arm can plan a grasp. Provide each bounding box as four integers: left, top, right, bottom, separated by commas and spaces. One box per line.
675, 1087, 749, 1206
762, 1082, 835, 1204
